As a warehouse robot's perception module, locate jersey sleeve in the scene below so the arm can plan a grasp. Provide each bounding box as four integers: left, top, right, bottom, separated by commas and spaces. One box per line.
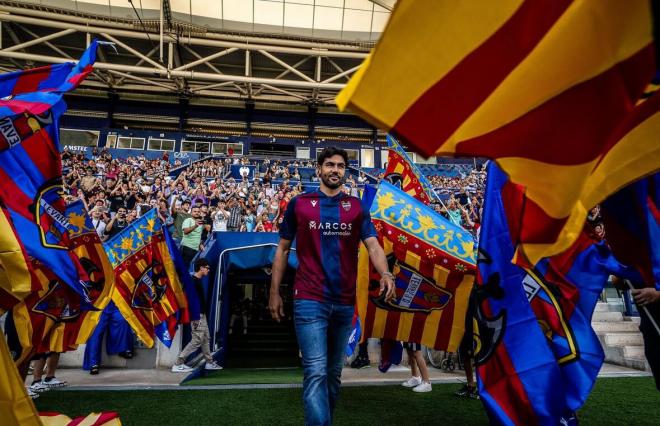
360, 199, 378, 240
278, 197, 297, 241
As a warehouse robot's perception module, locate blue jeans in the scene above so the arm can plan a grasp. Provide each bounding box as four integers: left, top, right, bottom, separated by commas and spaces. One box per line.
294, 299, 354, 426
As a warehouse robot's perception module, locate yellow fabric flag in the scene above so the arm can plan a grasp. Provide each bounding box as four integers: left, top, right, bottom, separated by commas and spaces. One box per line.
338, 0, 657, 264
0, 333, 40, 426
0, 206, 33, 313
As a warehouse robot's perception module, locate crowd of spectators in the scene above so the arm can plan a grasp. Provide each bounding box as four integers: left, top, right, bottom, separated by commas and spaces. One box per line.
61, 149, 487, 251
427, 166, 486, 235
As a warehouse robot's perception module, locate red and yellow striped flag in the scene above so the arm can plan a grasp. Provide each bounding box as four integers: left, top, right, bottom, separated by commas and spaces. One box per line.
384, 135, 439, 205
104, 209, 187, 348
38, 201, 115, 353
358, 181, 476, 351
11, 202, 116, 360
337, 0, 658, 264
11, 260, 82, 364
40, 411, 121, 425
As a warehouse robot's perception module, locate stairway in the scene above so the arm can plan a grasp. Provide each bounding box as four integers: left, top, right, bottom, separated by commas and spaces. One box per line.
592, 300, 649, 371
225, 318, 300, 368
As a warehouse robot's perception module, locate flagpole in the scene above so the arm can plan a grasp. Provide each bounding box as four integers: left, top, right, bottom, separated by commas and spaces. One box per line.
625, 280, 660, 337
436, 196, 448, 211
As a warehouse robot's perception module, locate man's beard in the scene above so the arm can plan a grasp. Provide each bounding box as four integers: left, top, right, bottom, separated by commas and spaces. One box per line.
321, 172, 342, 189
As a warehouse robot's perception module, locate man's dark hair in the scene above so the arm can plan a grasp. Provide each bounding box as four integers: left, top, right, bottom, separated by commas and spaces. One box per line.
317, 147, 349, 167
194, 258, 210, 272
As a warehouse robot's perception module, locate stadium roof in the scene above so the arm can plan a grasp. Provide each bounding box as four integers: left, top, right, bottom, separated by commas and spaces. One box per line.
0, 0, 396, 108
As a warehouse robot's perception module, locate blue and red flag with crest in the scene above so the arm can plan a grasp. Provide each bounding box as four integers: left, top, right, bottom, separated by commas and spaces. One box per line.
0, 41, 97, 303
601, 172, 660, 290
476, 163, 637, 424
0, 40, 96, 117
534, 232, 636, 411
475, 163, 563, 425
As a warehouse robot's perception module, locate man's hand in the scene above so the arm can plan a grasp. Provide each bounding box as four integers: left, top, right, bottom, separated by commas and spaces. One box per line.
631, 288, 660, 307
269, 292, 285, 322
380, 273, 396, 302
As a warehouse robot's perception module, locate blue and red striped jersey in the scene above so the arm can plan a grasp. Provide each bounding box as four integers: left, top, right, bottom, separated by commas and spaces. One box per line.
279, 191, 377, 305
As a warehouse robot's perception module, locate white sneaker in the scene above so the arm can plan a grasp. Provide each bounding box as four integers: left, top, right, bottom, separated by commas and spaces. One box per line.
29, 381, 50, 393
204, 361, 223, 371
44, 377, 68, 388
27, 387, 39, 399
171, 364, 194, 373
401, 376, 422, 388
412, 381, 432, 393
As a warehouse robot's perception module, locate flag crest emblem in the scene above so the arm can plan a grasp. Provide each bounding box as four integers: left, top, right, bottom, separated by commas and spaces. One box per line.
371, 259, 452, 314
32, 279, 80, 322
33, 182, 70, 250
523, 269, 578, 364
131, 261, 167, 310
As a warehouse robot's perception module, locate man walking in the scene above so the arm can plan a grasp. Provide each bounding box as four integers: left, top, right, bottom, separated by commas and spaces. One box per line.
269, 147, 395, 425
172, 258, 223, 372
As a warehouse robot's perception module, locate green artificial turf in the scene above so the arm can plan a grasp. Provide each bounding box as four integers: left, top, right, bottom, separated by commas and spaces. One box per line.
182, 367, 303, 386
34, 377, 659, 425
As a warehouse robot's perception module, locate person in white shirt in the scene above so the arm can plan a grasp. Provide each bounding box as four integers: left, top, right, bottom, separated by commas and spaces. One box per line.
89, 207, 108, 241
212, 202, 230, 232
264, 183, 275, 198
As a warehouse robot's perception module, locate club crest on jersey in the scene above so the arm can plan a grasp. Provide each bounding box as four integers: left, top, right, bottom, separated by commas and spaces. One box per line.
341, 200, 351, 211
131, 260, 168, 310
311, 200, 318, 207
32, 279, 81, 322
32, 182, 71, 250
370, 260, 452, 314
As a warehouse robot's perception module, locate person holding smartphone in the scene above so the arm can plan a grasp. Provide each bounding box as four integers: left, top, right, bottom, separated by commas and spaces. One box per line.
180, 206, 204, 267
105, 207, 129, 239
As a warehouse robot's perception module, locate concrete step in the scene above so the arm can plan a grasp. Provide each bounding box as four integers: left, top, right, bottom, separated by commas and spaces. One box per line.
594, 302, 609, 312
625, 316, 641, 324
595, 301, 624, 313
592, 321, 640, 333
602, 344, 649, 371
606, 301, 624, 312
622, 357, 649, 371
592, 311, 623, 322
603, 333, 644, 347
623, 345, 645, 358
